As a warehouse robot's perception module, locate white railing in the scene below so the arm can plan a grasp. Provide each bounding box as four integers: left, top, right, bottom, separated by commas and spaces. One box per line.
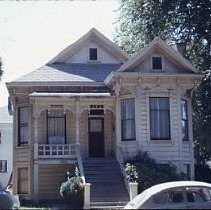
76, 143, 86, 184
37, 144, 77, 159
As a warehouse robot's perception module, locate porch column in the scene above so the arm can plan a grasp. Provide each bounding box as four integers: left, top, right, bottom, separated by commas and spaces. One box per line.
33, 116, 39, 200
75, 99, 80, 144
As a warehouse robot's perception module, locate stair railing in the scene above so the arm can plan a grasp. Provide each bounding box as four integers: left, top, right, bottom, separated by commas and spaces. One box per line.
76, 143, 85, 184
116, 146, 138, 200
76, 143, 91, 209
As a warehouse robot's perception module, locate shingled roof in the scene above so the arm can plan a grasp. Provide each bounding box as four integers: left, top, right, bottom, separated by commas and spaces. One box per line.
13, 63, 122, 84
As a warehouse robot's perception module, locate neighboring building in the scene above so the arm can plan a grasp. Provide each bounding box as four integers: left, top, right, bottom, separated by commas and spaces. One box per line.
0, 106, 13, 188
6, 28, 202, 201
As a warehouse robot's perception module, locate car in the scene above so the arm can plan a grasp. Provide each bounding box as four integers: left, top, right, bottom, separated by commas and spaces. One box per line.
0, 188, 20, 209
124, 181, 211, 209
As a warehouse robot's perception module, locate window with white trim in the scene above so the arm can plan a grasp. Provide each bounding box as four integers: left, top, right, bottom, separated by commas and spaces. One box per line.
47, 110, 66, 144
121, 98, 136, 141
150, 97, 171, 140
181, 99, 189, 141
0, 160, 7, 173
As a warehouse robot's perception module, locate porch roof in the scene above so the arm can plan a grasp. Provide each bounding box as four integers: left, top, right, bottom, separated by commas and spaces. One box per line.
29, 92, 112, 98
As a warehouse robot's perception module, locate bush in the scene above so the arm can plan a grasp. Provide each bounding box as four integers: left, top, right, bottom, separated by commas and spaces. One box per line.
124, 151, 186, 193
60, 176, 84, 207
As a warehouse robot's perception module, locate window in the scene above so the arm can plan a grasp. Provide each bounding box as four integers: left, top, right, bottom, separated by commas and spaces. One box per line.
89, 48, 97, 60
186, 187, 209, 202
0, 160, 7, 172
152, 56, 162, 70
18, 107, 29, 146
121, 98, 136, 141
181, 99, 189, 141
47, 110, 66, 144
18, 168, 28, 194
150, 97, 170, 140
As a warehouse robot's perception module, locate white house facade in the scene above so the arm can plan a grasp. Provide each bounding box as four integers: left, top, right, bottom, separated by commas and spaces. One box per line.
6, 29, 202, 204
0, 106, 13, 188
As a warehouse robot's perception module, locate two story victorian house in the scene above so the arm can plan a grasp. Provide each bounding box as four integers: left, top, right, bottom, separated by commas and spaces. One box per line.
6, 28, 202, 203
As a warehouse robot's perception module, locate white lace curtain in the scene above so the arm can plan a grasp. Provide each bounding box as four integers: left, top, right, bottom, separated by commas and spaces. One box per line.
48, 110, 65, 144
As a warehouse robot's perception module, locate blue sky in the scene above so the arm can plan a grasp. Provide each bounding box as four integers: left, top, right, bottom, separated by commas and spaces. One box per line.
0, 0, 120, 107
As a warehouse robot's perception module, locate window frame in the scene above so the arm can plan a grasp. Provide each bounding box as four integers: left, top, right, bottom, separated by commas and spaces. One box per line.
151, 55, 164, 71
121, 98, 136, 141
89, 48, 98, 61
181, 99, 189, 141
18, 106, 29, 146
149, 97, 171, 140
47, 110, 66, 144
0, 160, 7, 173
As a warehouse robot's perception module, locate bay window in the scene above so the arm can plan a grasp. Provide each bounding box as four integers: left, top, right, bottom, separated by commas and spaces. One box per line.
181, 99, 189, 141
150, 97, 171, 140
121, 98, 136, 141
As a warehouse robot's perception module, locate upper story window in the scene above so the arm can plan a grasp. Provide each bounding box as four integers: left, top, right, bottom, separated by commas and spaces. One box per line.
121, 98, 136, 141
18, 107, 29, 146
150, 97, 171, 140
181, 99, 189, 141
89, 48, 97, 60
152, 56, 163, 70
0, 160, 7, 173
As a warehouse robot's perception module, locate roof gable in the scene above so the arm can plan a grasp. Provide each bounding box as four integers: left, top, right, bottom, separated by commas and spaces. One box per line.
47, 28, 129, 64
118, 37, 198, 73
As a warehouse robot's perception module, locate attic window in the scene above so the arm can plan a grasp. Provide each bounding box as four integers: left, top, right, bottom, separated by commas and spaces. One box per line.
152, 56, 162, 70
89, 48, 97, 60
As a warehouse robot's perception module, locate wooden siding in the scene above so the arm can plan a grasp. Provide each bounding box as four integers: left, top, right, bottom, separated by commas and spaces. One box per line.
66, 42, 121, 64
134, 54, 190, 73
38, 164, 75, 199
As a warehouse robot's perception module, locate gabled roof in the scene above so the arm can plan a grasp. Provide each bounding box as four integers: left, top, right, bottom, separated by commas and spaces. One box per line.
118, 37, 198, 73
47, 28, 129, 64
11, 63, 122, 85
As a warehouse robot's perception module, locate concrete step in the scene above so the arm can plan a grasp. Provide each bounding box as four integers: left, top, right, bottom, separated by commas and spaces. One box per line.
83, 158, 129, 204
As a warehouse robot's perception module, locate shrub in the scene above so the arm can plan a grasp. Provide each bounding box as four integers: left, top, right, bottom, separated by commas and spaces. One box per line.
60, 175, 84, 207
124, 151, 186, 193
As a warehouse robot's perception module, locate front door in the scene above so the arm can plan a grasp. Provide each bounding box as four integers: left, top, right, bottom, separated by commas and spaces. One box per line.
88, 118, 104, 157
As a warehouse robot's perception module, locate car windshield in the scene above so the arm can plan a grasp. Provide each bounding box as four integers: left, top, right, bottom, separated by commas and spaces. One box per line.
128, 190, 148, 208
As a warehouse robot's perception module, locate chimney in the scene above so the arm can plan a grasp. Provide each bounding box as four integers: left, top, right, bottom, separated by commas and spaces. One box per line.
170, 42, 185, 55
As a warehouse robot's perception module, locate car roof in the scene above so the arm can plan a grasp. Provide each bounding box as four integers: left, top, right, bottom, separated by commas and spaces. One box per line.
144, 181, 211, 196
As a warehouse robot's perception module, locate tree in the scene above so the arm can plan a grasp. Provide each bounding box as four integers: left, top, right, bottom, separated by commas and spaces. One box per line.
115, 0, 211, 156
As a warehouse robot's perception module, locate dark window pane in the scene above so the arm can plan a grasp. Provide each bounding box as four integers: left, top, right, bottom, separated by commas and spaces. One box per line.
152, 57, 162, 70
18, 107, 28, 146
89, 48, 97, 60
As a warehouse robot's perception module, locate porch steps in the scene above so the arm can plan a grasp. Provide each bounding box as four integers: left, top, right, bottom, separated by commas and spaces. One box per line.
83, 158, 129, 209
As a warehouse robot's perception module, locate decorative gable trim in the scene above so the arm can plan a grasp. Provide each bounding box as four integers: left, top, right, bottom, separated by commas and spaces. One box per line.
117, 37, 198, 73
47, 28, 129, 64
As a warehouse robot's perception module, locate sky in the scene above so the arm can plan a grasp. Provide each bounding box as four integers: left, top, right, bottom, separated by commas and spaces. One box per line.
0, 0, 120, 107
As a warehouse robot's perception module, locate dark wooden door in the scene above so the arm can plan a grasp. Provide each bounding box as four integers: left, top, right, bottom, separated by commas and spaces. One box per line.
88, 118, 104, 157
